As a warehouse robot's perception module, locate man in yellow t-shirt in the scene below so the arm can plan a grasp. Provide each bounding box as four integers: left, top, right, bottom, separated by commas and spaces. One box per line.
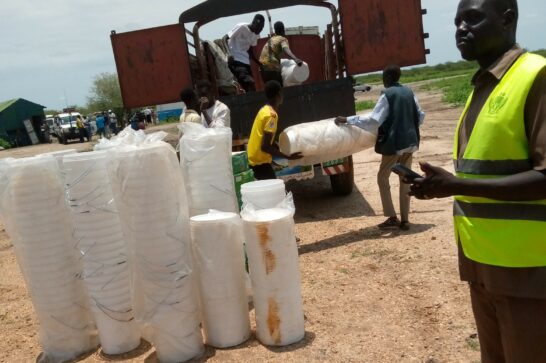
259, 22, 303, 86
247, 80, 302, 180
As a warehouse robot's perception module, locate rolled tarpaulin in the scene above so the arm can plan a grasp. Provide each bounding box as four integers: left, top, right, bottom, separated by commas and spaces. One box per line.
281, 59, 310, 86
241, 207, 304, 346
279, 117, 378, 166
190, 211, 250, 348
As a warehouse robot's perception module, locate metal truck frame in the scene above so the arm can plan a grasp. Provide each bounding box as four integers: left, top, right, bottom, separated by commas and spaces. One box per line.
110, 0, 428, 195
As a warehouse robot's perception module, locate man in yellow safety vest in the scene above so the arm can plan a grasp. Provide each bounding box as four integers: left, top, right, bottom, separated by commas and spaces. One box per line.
410, 0, 546, 361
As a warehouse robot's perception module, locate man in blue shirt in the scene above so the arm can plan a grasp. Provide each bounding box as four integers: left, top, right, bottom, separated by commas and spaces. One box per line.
95, 113, 106, 138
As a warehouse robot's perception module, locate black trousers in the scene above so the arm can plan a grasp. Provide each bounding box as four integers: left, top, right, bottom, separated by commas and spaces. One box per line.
251, 163, 277, 180
260, 69, 283, 86
229, 60, 255, 92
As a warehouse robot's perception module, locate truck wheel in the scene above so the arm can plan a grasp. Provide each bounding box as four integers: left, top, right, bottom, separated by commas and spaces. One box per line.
330, 157, 354, 195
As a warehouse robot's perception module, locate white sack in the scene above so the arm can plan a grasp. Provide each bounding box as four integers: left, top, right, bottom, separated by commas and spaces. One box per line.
281, 59, 309, 86
190, 211, 250, 348
62, 151, 140, 355
0, 156, 97, 362
179, 123, 238, 217
110, 143, 203, 363
241, 203, 304, 346
279, 117, 378, 166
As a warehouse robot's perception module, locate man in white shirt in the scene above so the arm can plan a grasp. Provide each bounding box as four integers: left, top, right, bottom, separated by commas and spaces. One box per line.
336, 65, 425, 230
197, 80, 231, 128
226, 14, 265, 92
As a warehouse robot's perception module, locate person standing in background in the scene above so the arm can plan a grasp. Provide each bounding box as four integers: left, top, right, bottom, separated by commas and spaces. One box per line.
95, 113, 106, 138
247, 80, 302, 180
226, 14, 265, 92
108, 110, 118, 136
336, 65, 425, 231
196, 80, 231, 128
259, 21, 303, 85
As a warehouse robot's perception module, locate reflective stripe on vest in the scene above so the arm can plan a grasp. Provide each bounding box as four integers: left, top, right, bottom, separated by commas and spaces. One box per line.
453, 52, 546, 268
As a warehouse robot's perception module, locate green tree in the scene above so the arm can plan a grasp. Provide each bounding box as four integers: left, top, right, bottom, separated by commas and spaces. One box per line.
86, 72, 124, 118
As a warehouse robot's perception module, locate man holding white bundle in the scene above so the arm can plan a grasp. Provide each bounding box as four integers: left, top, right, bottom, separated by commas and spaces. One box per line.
336, 65, 425, 230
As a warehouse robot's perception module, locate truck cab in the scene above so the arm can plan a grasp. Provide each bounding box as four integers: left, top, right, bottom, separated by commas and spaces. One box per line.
110, 0, 428, 194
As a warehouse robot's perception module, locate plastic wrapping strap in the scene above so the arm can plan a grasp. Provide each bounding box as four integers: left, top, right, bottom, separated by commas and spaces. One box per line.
240, 192, 296, 219
92, 297, 134, 323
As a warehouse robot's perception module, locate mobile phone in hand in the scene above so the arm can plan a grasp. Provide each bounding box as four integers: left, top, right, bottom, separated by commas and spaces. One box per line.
391, 163, 423, 182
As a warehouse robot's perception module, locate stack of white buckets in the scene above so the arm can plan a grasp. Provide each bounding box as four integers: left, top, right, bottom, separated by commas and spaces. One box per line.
62, 151, 140, 355
0, 125, 306, 362
0, 156, 97, 362
239, 180, 305, 346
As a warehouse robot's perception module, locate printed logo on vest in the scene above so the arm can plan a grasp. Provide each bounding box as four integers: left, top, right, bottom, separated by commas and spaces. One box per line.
488, 92, 508, 115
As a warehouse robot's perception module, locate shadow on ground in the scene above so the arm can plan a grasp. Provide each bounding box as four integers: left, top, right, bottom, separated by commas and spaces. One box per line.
288, 174, 376, 223
299, 223, 435, 255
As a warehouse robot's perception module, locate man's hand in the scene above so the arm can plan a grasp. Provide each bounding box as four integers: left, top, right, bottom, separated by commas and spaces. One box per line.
409, 162, 458, 200
334, 116, 348, 125
287, 152, 303, 160
199, 97, 210, 112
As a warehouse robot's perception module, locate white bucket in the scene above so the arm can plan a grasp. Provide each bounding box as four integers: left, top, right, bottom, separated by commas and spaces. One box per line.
241, 180, 286, 210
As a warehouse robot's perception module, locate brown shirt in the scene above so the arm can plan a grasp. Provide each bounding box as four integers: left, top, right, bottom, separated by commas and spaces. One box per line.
457, 45, 546, 299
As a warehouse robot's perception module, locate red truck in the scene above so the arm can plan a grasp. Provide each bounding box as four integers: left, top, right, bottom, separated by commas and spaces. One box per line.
110, 0, 428, 195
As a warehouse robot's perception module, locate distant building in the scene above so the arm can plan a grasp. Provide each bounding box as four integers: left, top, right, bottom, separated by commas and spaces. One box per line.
0, 98, 46, 148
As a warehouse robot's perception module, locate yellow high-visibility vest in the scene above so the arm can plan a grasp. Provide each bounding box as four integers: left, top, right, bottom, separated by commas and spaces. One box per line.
453, 52, 546, 268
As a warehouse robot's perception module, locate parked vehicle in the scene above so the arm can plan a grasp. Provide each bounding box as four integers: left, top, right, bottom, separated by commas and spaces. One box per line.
52, 112, 84, 144
110, 0, 429, 195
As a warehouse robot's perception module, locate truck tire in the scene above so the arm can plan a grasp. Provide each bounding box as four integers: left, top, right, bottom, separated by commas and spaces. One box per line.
330, 156, 354, 195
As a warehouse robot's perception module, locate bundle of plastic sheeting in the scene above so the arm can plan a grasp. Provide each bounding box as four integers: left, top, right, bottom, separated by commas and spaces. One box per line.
0, 156, 97, 362
62, 151, 140, 355
110, 143, 203, 363
179, 122, 238, 217
281, 59, 310, 86
94, 126, 168, 151
190, 211, 250, 348
241, 197, 305, 346
279, 116, 378, 166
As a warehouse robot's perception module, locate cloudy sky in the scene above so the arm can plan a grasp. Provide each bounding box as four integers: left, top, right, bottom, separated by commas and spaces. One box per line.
1, 0, 544, 110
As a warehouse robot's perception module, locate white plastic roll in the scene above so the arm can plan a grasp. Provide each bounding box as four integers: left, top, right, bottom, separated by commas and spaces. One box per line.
279, 117, 378, 166
241, 208, 304, 346
281, 59, 310, 86
110, 143, 203, 362
241, 180, 286, 210
190, 212, 250, 348
0, 156, 97, 362
179, 123, 238, 216
62, 151, 140, 355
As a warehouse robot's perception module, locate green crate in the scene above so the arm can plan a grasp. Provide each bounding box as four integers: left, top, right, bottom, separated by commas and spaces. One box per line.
234, 169, 255, 209
322, 158, 345, 167
232, 151, 249, 175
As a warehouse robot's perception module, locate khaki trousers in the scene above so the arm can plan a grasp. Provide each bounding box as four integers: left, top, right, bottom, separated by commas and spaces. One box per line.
470, 283, 546, 363
377, 153, 413, 221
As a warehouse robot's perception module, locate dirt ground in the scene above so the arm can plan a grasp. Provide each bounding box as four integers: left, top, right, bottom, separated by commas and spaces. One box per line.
0, 86, 481, 363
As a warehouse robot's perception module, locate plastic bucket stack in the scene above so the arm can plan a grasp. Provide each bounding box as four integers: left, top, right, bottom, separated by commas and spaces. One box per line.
190, 211, 250, 348
113, 144, 203, 363
62, 151, 140, 355
241, 180, 286, 210
179, 125, 238, 216
0, 156, 96, 362
241, 207, 305, 346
